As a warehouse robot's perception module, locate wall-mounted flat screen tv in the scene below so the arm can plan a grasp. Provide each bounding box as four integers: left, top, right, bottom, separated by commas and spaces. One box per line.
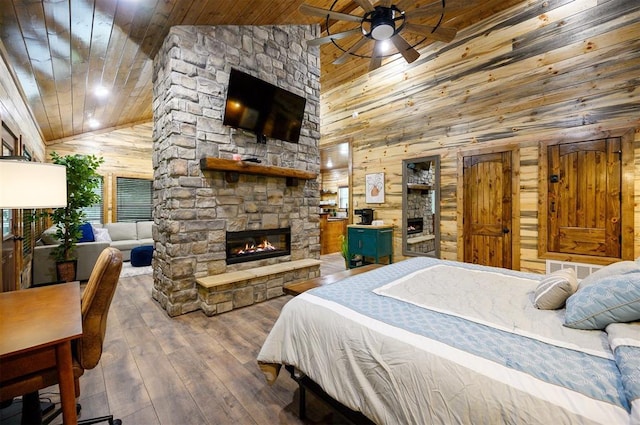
223, 68, 307, 144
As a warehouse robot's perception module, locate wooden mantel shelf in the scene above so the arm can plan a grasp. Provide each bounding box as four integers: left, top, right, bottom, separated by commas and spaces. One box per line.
407, 183, 433, 191
200, 157, 318, 186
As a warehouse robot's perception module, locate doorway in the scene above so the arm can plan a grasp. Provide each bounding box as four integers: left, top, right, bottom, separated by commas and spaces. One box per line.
538, 130, 635, 263
459, 148, 519, 269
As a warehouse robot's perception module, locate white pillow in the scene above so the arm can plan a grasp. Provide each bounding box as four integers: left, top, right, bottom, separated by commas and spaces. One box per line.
533, 268, 578, 310
93, 227, 112, 243
578, 261, 640, 290
40, 226, 60, 245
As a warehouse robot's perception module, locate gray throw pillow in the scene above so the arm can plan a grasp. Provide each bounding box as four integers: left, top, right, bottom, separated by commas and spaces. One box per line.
533, 268, 578, 310
40, 226, 60, 245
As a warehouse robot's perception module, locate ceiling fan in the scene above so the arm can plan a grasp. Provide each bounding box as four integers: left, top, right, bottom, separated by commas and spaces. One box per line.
299, 0, 462, 71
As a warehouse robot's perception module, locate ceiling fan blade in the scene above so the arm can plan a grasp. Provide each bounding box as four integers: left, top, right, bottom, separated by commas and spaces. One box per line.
369, 41, 383, 71
352, 0, 374, 13
407, 0, 467, 19
404, 23, 457, 43
390, 34, 420, 63
379, 0, 393, 7
299, 4, 362, 23
333, 37, 370, 65
306, 28, 362, 46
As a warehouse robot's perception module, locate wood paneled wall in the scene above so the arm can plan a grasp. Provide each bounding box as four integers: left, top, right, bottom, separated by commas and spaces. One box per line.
0, 49, 45, 160
320, 0, 640, 272
46, 122, 153, 222
321, 168, 349, 193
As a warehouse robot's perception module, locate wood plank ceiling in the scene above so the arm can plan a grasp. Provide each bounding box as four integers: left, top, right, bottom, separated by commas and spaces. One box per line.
0, 0, 519, 144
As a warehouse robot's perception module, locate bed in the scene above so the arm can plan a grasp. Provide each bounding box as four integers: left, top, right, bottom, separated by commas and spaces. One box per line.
257, 257, 640, 425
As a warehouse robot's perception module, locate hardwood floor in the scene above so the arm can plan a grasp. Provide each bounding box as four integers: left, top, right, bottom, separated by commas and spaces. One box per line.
31, 254, 349, 425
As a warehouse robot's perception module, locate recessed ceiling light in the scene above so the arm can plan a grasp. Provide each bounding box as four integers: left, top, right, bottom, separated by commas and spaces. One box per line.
88, 118, 100, 129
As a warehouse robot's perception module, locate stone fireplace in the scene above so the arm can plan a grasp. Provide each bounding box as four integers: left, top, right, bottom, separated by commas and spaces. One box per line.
226, 227, 291, 264
407, 217, 424, 235
152, 25, 321, 316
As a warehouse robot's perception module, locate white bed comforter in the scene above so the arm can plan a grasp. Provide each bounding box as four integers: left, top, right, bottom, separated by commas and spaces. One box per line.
258, 258, 636, 425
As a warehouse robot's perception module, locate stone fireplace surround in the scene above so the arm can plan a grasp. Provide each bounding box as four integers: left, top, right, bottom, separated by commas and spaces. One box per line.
226, 227, 291, 264
152, 24, 321, 316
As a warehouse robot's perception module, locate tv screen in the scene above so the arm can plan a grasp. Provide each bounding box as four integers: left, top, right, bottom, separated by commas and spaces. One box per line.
223, 68, 307, 144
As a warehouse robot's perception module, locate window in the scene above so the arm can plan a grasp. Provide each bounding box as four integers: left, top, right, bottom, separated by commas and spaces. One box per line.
82, 176, 104, 224
2, 139, 13, 237
116, 177, 152, 222
22, 212, 32, 256
338, 186, 348, 209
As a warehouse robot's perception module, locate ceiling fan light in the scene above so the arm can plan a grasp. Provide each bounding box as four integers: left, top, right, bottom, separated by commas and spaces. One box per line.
371, 22, 394, 40
378, 40, 391, 52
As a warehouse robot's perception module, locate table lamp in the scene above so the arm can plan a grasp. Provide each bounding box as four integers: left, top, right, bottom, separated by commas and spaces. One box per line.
0, 158, 67, 208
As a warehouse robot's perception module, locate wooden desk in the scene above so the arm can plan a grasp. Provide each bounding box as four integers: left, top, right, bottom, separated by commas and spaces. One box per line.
0, 282, 82, 424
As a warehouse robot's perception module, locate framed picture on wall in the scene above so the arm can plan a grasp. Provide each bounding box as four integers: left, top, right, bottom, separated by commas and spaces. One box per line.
365, 172, 385, 203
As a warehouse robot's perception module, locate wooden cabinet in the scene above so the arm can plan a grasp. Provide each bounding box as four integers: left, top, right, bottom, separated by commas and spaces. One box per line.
320, 214, 347, 255
347, 225, 393, 268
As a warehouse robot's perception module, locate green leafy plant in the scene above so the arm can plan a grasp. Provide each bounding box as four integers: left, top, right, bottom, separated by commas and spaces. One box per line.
40, 153, 104, 262
339, 234, 349, 264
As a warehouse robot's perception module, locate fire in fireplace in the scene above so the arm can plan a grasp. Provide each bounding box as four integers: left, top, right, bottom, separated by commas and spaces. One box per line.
226, 228, 291, 264
407, 217, 424, 235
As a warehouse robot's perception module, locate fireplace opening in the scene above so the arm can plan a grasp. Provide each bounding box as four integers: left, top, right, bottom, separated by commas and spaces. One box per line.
407, 217, 424, 235
226, 228, 291, 264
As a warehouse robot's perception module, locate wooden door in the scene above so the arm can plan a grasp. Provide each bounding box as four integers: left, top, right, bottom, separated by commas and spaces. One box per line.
463, 151, 512, 268
547, 139, 621, 257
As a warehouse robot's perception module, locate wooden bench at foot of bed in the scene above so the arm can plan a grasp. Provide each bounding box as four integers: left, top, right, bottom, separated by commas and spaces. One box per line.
283, 263, 383, 296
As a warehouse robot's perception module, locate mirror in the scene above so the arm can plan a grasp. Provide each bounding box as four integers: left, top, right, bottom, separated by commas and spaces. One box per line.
402, 155, 440, 258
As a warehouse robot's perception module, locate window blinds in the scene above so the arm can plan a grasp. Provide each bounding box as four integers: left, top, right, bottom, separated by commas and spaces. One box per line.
116, 177, 152, 222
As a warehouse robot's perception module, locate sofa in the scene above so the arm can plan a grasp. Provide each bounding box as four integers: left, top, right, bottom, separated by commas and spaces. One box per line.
32, 221, 153, 285
102, 221, 154, 261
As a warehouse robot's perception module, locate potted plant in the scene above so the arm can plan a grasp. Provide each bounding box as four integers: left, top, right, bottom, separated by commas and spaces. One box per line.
40, 152, 104, 282
339, 234, 349, 269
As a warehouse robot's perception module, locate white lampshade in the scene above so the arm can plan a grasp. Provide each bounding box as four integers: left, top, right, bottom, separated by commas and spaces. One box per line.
0, 160, 67, 208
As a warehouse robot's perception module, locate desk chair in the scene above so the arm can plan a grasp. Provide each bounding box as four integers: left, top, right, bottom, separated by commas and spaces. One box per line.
2, 247, 123, 424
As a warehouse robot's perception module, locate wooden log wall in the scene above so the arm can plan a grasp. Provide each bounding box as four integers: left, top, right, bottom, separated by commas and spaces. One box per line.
320, 0, 640, 273
321, 168, 349, 193
0, 50, 48, 290
0, 50, 45, 160
46, 122, 153, 223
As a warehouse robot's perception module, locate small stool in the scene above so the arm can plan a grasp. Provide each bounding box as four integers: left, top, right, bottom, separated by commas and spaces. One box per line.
130, 245, 154, 267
